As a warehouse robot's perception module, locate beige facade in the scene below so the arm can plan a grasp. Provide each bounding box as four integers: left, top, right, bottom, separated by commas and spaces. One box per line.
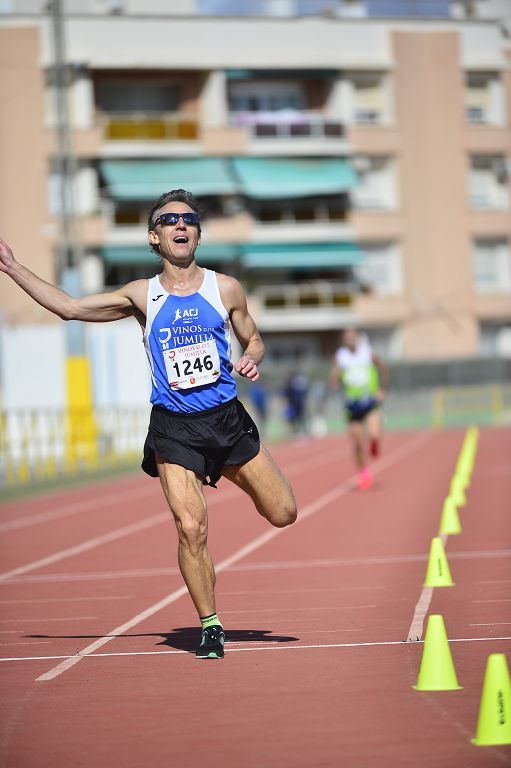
0, 27, 55, 325
0, 9, 510, 360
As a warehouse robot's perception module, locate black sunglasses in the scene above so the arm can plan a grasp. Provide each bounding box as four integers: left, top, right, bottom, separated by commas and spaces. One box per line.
152, 212, 200, 228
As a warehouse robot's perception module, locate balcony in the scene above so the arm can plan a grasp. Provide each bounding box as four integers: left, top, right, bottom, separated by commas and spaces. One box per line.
229, 111, 348, 155
250, 281, 358, 332
98, 112, 200, 156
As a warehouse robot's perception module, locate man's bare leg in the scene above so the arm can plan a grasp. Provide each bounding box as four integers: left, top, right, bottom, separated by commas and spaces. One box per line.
156, 455, 216, 618
221, 443, 297, 527
347, 421, 372, 489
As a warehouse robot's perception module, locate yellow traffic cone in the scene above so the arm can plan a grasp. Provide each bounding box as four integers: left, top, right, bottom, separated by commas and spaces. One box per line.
439, 497, 461, 535
424, 537, 454, 587
472, 654, 511, 746
450, 477, 467, 508
454, 457, 472, 488
413, 615, 462, 691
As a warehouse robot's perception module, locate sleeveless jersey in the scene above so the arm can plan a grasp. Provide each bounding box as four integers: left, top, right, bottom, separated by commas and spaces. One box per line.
335, 340, 379, 402
143, 269, 237, 413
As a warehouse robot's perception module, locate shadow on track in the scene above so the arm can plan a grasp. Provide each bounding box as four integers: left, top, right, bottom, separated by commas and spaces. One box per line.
27, 628, 299, 653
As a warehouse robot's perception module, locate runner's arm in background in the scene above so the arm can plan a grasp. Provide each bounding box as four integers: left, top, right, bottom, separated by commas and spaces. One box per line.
372, 353, 390, 402
0, 237, 145, 323
328, 357, 343, 392
219, 274, 264, 381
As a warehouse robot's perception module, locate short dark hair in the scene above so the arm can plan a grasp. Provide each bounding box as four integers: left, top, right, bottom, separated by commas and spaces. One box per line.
147, 189, 202, 255
148, 189, 201, 231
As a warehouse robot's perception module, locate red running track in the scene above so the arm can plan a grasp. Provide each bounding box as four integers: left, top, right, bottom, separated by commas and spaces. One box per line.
0, 428, 510, 768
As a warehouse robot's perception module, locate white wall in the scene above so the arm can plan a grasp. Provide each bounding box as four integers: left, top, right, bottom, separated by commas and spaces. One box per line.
86, 318, 151, 408
0, 324, 66, 410
0, 320, 151, 411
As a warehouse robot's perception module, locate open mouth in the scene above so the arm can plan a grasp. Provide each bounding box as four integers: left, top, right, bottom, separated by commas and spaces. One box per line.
173, 235, 189, 244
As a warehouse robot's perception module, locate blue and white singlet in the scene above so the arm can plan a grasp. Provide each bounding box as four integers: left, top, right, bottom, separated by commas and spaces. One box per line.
143, 269, 237, 413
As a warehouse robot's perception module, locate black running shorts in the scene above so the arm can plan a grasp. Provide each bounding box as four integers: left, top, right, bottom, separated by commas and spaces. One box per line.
345, 398, 380, 423
142, 397, 260, 487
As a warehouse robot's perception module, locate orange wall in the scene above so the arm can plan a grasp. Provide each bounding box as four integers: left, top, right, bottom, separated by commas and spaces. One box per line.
390, 30, 478, 359
0, 27, 55, 325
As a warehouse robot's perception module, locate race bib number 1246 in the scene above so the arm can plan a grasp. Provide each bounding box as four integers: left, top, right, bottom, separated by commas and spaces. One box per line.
163, 340, 221, 390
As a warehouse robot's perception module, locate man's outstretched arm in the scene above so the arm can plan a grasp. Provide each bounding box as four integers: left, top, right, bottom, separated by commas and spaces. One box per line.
0, 237, 142, 322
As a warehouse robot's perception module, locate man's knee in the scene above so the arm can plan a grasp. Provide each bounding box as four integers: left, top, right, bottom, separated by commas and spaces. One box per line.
270, 494, 297, 528
177, 516, 207, 552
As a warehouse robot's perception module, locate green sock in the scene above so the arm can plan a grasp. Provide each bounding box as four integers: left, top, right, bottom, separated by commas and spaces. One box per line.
200, 613, 222, 630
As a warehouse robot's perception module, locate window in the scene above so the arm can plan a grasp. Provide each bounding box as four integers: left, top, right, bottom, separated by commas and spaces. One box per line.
465, 72, 505, 126
469, 155, 509, 210
197, 0, 263, 13
96, 82, 180, 113
362, 327, 402, 360
229, 81, 306, 113
355, 242, 402, 295
48, 163, 98, 217
350, 72, 388, 125
479, 323, 511, 357
472, 239, 511, 293
352, 156, 397, 210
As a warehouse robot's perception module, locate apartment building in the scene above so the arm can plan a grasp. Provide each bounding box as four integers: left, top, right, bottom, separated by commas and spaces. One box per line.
1, 0, 510, 367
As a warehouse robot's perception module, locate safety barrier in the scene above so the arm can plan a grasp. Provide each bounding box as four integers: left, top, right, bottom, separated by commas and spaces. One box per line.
1, 385, 509, 492
0, 407, 150, 492
431, 384, 511, 429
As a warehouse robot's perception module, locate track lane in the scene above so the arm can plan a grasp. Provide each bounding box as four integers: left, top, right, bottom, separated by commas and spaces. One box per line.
1, 428, 510, 768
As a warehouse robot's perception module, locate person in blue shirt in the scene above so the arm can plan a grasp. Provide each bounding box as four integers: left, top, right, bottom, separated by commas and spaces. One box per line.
0, 189, 297, 659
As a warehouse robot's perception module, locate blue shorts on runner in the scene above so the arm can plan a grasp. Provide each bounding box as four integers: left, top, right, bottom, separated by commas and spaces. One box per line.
345, 397, 380, 423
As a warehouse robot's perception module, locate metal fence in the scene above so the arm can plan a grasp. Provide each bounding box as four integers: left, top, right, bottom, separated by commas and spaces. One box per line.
2, 382, 510, 494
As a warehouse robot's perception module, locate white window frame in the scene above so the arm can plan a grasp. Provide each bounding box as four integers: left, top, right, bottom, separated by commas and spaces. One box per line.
355, 242, 402, 296
472, 238, 511, 294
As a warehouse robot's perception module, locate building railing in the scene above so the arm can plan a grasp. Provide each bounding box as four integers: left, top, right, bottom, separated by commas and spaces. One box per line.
253, 280, 357, 309
100, 112, 199, 141
229, 111, 344, 139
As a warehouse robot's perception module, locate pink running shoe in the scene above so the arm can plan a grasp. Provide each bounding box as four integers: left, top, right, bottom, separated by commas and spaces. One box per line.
358, 467, 373, 490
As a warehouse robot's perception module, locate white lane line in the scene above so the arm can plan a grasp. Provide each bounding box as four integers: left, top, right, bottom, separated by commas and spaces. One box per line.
0, 617, 97, 623
472, 598, 511, 603
470, 622, 511, 627
35, 430, 432, 682
0, 596, 131, 604
0, 513, 169, 583
0, 568, 181, 584
407, 587, 434, 642
221, 586, 388, 595
406, 518, 450, 642
0, 444, 347, 584
0, 634, 508, 664
0, 442, 341, 535
0, 641, 53, 647
7, 547, 509, 586
220, 605, 377, 614
0, 484, 161, 533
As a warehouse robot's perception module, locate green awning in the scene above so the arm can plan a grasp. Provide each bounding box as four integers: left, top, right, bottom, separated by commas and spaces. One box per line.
102, 243, 239, 266
100, 158, 238, 201
231, 157, 358, 199
241, 242, 363, 269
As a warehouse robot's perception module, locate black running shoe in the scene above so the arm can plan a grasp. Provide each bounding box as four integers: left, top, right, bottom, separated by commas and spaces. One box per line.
195, 625, 225, 659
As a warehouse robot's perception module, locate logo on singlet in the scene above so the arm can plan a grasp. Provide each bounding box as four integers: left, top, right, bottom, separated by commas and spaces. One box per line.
152, 294, 164, 302
173, 307, 199, 324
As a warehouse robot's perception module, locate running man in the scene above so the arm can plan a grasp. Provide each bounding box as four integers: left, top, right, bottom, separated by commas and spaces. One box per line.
329, 328, 389, 490
0, 189, 297, 659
